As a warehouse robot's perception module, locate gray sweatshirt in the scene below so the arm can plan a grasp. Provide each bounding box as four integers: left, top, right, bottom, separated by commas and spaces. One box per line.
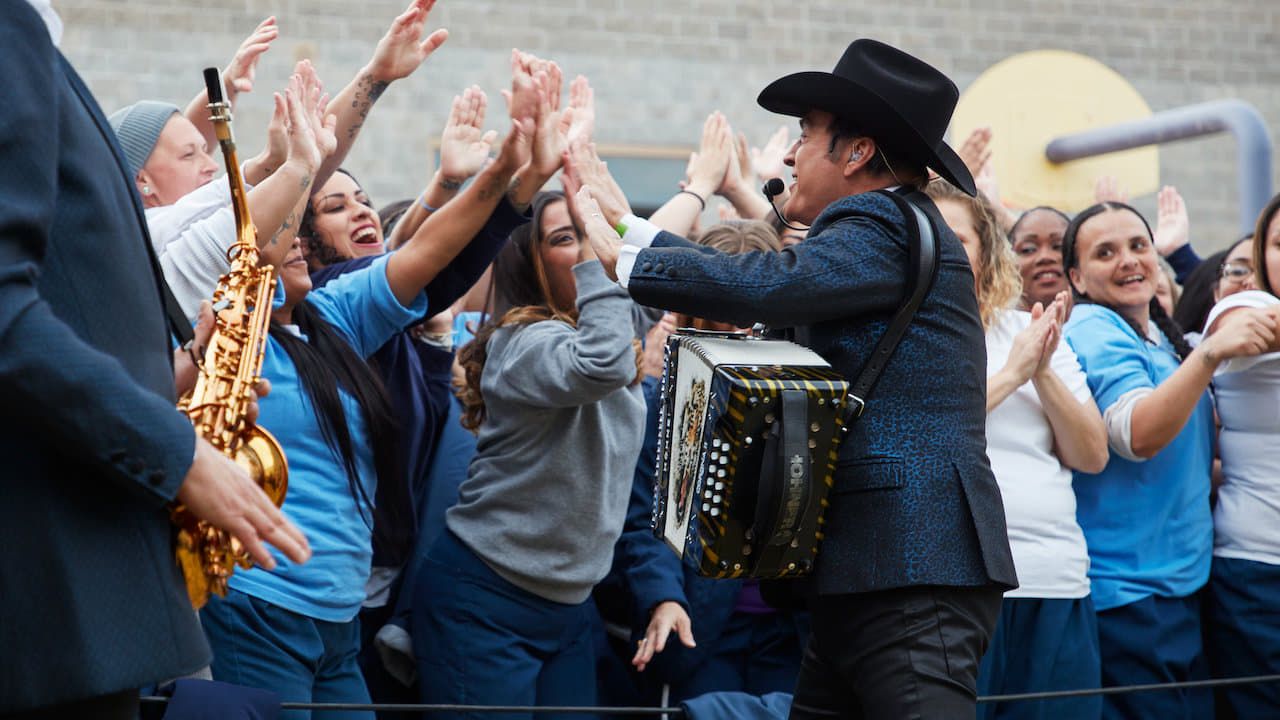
446, 261, 647, 604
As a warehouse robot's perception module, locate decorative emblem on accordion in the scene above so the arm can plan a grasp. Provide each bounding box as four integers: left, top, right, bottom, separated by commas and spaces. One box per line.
652, 331, 855, 579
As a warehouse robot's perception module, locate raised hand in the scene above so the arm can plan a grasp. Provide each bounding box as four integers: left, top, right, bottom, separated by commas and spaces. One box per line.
570, 185, 623, 280
751, 125, 790, 184
284, 63, 335, 173
1153, 185, 1190, 257
1093, 175, 1128, 204
563, 139, 631, 226
957, 126, 992, 179
366, 0, 449, 83
565, 75, 596, 145
687, 112, 732, 199
223, 16, 278, 103
438, 86, 498, 183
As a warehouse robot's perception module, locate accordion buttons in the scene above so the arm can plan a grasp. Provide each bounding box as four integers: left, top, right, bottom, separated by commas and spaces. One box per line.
718, 456, 728, 465
701, 503, 710, 512
712, 494, 721, 504
704, 489, 713, 499
710, 508, 721, 517
712, 438, 722, 448
710, 451, 719, 461
715, 482, 724, 491
718, 469, 727, 478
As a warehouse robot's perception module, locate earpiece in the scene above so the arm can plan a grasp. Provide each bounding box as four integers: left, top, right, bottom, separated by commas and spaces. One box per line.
850, 150, 864, 162
142, 185, 152, 195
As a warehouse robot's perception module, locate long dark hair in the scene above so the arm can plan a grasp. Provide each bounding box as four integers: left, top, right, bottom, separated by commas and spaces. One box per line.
269, 301, 399, 533
1062, 202, 1194, 361
1171, 235, 1252, 333
300, 168, 366, 271
456, 191, 640, 431
1252, 193, 1280, 298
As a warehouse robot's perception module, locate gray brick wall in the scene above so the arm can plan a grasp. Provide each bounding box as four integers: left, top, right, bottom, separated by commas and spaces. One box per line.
58, 0, 1280, 250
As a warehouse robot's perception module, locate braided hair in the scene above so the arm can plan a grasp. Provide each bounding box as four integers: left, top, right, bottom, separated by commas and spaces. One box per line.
1062, 202, 1194, 362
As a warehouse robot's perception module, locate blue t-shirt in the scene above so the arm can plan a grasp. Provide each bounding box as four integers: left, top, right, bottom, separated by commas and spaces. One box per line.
230, 254, 427, 621
1064, 304, 1214, 611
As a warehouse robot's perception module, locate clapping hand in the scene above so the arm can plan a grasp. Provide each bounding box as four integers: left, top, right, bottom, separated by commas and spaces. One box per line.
1152, 186, 1190, 257
366, 0, 449, 83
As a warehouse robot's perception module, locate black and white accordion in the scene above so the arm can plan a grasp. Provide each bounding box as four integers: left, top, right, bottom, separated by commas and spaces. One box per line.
652, 331, 856, 579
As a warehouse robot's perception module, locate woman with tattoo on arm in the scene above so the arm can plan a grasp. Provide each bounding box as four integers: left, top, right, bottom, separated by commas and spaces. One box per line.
197, 68, 538, 718
295, 57, 570, 700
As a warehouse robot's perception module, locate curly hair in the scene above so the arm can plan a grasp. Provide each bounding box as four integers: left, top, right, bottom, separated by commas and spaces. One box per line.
456, 192, 642, 431
925, 179, 1021, 329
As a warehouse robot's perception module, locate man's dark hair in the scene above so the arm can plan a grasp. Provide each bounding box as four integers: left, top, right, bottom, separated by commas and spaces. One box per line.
825, 114, 926, 189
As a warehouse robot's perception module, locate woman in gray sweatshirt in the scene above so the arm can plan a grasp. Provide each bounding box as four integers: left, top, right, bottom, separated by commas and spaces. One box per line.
412, 191, 647, 713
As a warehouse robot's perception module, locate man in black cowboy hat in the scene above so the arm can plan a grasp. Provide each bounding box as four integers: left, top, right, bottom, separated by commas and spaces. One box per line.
568, 39, 1017, 717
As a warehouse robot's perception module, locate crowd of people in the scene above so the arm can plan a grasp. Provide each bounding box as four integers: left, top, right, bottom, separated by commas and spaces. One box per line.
4, 1, 1280, 719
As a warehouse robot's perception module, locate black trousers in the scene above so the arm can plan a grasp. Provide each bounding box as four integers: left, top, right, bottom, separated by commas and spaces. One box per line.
1, 689, 139, 720
790, 585, 1003, 720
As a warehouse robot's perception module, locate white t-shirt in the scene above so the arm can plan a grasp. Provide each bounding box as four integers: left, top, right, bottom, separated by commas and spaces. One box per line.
986, 309, 1094, 598
147, 175, 246, 325
1204, 290, 1280, 565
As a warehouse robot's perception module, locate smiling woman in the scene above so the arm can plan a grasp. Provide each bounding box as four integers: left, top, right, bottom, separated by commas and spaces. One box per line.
300, 169, 386, 268
1061, 201, 1279, 720
1008, 207, 1072, 309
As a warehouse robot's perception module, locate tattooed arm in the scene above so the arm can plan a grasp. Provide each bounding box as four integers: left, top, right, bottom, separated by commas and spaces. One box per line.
315, 0, 448, 191
384, 59, 537, 307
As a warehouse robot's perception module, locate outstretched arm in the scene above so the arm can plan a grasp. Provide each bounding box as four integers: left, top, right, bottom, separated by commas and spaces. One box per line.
316, 0, 448, 191
383, 60, 540, 306
184, 17, 278, 153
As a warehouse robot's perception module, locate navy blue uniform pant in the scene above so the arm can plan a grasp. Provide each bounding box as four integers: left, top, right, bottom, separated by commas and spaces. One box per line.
1096, 593, 1211, 720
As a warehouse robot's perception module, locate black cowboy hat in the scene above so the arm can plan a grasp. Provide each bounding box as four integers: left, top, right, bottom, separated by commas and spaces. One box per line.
758, 39, 975, 196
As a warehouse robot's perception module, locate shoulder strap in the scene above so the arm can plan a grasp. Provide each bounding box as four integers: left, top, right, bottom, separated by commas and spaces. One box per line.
845, 190, 938, 418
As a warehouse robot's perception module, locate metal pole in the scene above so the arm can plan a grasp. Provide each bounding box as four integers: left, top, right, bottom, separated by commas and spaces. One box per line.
1045, 99, 1273, 234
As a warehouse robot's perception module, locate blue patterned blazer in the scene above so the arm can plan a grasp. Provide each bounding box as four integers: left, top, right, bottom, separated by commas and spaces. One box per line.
0, 5, 209, 710
626, 188, 1017, 596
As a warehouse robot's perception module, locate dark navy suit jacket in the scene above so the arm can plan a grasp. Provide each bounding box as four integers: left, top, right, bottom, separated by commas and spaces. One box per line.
0, 6, 209, 710
627, 189, 1017, 596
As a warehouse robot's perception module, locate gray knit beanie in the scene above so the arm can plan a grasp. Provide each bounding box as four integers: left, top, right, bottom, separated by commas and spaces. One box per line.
108, 101, 181, 178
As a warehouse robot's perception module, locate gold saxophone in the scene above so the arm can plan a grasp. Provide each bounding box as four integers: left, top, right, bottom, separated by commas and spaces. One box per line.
171, 68, 289, 609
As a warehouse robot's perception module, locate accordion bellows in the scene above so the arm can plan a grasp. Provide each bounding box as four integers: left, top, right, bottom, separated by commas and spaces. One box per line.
653, 332, 855, 579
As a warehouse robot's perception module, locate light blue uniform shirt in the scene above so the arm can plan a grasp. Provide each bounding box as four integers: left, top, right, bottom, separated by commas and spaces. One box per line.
231, 254, 427, 621
1064, 304, 1214, 611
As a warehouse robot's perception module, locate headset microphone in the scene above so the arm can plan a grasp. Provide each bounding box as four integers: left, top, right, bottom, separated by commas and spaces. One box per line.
762, 178, 808, 232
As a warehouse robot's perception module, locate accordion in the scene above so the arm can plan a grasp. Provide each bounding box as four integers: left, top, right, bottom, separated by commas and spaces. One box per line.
652, 332, 855, 579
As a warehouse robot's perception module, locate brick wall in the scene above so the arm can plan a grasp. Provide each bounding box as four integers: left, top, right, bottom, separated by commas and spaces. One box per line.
58, 0, 1280, 249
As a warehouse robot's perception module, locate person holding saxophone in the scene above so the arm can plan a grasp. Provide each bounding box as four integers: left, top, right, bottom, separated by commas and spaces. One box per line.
0, 3, 309, 718
195, 59, 547, 715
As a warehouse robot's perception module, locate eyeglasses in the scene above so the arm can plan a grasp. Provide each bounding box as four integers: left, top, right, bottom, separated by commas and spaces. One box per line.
1220, 261, 1255, 284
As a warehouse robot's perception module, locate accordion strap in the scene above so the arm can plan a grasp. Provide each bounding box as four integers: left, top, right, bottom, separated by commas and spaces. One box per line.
844, 190, 939, 418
